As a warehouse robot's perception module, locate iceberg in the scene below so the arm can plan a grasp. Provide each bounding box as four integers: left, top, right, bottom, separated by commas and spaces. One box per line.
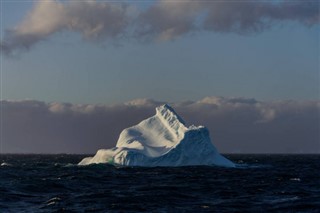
79, 104, 234, 167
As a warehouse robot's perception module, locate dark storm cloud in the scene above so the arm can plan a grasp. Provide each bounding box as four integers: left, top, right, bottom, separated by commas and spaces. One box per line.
1, 97, 319, 154
1, 0, 319, 55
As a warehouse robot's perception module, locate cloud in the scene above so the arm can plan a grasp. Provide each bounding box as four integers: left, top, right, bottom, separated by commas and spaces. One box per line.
202, 0, 319, 33
1, 0, 133, 55
138, 0, 319, 40
1, 0, 319, 55
1, 97, 319, 154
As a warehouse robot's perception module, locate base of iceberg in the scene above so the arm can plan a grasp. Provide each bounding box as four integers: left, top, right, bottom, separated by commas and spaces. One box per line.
79, 104, 234, 167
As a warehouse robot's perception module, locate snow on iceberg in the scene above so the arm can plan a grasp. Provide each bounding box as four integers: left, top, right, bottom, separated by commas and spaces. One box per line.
79, 104, 235, 167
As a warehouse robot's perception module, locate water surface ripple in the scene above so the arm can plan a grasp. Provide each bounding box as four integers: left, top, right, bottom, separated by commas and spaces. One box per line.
0, 154, 319, 212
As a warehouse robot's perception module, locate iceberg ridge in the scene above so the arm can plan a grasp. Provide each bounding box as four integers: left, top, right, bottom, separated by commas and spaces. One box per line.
79, 104, 234, 167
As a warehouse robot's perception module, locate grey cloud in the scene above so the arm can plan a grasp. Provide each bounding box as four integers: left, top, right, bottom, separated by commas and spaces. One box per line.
1, 0, 133, 55
1, 97, 319, 154
137, 0, 203, 41
137, 0, 319, 40
1, 0, 319, 55
202, 0, 320, 33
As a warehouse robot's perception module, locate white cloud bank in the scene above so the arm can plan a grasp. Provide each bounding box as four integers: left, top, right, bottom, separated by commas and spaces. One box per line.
1, 97, 319, 154
1, 0, 319, 55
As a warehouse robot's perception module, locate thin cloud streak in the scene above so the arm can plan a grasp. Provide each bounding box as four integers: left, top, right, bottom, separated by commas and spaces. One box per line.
1, 97, 319, 154
1, 0, 319, 55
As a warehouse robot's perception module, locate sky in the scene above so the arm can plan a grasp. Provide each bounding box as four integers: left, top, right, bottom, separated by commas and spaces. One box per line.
0, 0, 319, 154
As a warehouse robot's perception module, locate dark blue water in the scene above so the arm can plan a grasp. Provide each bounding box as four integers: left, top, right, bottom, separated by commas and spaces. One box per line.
0, 155, 319, 212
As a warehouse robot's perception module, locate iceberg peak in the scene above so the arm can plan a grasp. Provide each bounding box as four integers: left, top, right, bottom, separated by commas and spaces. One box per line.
156, 104, 186, 124
79, 105, 235, 167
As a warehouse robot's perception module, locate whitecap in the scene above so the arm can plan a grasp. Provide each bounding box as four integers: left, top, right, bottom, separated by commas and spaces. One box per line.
290, 178, 301, 182
235, 163, 272, 169
45, 197, 61, 206
1, 162, 12, 167
265, 196, 300, 204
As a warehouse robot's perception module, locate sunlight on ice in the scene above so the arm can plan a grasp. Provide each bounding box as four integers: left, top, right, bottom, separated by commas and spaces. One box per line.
79, 105, 234, 167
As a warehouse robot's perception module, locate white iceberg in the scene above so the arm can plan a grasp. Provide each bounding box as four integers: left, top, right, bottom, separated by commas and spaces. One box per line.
79, 104, 234, 167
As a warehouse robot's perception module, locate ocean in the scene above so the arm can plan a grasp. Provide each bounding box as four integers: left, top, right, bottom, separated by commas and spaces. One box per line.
0, 154, 319, 212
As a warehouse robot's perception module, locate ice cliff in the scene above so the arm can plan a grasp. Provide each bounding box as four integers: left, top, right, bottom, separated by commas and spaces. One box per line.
79, 104, 234, 167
